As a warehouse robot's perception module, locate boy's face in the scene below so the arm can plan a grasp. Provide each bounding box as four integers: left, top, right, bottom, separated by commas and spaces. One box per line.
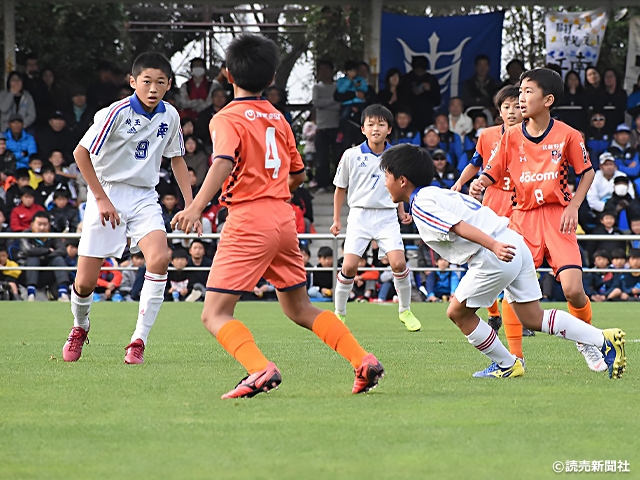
42, 171, 55, 184
171, 257, 188, 270
0, 251, 7, 264
361, 116, 391, 146
72, 93, 86, 108
601, 215, 616, 229
162, 195, 177, 210
54, 196, 68, 208
614, 132, 630, 145
473, 116, 487, 130
437, 258, 450, 270
0, 140, 6, 154
189, 242, 205, 260
424, 131, 440, 148
9, 120, 23, 135
396, 113, 411, 129
66, 244, 78, 258
612, 257, 626, 269
21, 194, 34, 207
318, 256, 333, 267
17, 177, 29, 187
346, 68, 357, 79
384, 170, 409, 204
130, 68, 171, 111
499, 98, 522, 127
630, 220, 640, 234
594, 255, 610, 268
29, 159, 42, 172
519, 78, 553, 119
629, 256, 640, 269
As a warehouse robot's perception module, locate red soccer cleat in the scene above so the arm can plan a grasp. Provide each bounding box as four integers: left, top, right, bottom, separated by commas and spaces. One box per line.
352, 353, 385, 394
62, 325, 89, 362
221, 362, 282, 399
124, 339, 145, 365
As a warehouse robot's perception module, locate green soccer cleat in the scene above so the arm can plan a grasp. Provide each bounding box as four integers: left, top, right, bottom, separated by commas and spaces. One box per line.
601, 328, 627, 379
335, 312, 346, 323
399, 310, 421, 332
473, 358, 525, 378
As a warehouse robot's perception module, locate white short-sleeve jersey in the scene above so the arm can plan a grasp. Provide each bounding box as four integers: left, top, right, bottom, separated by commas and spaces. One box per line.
410, 186, 509, 265
79, 94, 185, 188
333, 141, 395, 209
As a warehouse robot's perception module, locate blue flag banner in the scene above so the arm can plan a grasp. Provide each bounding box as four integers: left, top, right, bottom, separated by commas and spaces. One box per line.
380, 11, 505, 109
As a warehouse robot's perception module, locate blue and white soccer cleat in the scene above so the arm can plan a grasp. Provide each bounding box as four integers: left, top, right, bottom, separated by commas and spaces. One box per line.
472, 358, 525, 378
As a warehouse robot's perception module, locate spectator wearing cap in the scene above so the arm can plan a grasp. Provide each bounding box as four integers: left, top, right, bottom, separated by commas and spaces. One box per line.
604, 174, 640, 224
587, 152, 636, 213
0, 71, 37, 131
430, 148, 460, 189
4, 114, 37, 170
608, 124, 640, 180
36, 110, 75, 160
422, 125, 453, 164
9, 186, 44, 232
586, 111, 611, 166
63, 85, 95, 144
389, 107, 421, 146
0, 132, 17, 177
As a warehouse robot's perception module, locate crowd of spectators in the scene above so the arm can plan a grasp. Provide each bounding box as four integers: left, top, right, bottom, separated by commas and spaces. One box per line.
1, 51, 640, 302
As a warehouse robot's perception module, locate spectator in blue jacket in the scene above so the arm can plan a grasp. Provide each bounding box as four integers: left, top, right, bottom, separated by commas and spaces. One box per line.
4, 114, 37, 170
335, 60, 368, 122
389, 107, 421, 146
608, 123, 640, 180
621, 248, 640, 300
586, 111, 611, 168
430, 148, 460, 189
425, 256, 460, 302
584, 250, 623, 302
435, 113, 463, 165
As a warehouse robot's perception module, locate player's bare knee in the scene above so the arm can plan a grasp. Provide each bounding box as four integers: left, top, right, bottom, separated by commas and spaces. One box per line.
563, 285, 586, 305
390, 261, 407, 272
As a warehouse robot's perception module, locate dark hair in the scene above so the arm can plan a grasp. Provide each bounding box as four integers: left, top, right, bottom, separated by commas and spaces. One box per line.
593, 249, 611, 261
132, 251, 145, 259
520, 68, 564, 108
29, 154, 42, 163
32, 211, 51, 222
20, 186, 36, 197
226, 34, 280, 94
40, 162, 55, 174
600, 210, 617, 220
474, 54, 490, 65
380, 144, 434, 188
494, 85, 520, 110
360, 104, 394, 127
611, 248, 627, 260
506, 59, 525, 72
53, 189, 70, 199
66, 238, 79, 248
317, 246, 333, 258
131, 52, 173, 80
5, 71, 23, 90
434, 112, 448, 121
628, 248, 640, 259
603, 68, 622, 92
189, 57, 206, 68
299, 245, 311, 256
384, 67, 401, 89
357, 61, 370, 73
449, 96, 464, 107
343, 60, 358, 72
396, 105, 412, 117
317, 58, 334, 71
189, 238, 206, 249
172, 248, 189, 260
564, 70, 584, 93
15, 168, 30, 180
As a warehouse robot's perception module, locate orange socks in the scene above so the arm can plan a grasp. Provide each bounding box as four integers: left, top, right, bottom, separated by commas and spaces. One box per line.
312, 310, 368, 368
568, 297, 592, 325
501, 299, 523, 359
216, 320, 269, 374
487, 300, 500, 317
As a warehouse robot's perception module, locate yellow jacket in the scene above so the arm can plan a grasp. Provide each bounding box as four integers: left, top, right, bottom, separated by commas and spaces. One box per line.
1, 259, 21, 279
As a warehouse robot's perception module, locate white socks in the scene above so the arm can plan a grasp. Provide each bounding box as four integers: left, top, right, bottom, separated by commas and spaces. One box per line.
541, 309, 604, 349
131, 272, 167, 344
71, 284, 92, 331
393, 268, 412, 313
334, 271, 354, 316
466, 319, 516, 367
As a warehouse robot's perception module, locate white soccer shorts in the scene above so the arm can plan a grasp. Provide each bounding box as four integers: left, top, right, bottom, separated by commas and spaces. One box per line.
343, 207, 404, 257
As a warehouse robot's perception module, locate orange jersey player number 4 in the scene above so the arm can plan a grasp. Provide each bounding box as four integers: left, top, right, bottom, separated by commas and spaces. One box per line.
484, 120, 591, 211
210, 98, 304, 207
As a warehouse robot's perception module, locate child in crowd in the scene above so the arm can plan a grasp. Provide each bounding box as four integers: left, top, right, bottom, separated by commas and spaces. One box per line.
165, 248, 192, 302
308, 246, 334, 300
621, 248, 640, 301
10, 187, 44, 232
425, 256, 460, 302
0, 246, 21, 300
584, 250, 622, 302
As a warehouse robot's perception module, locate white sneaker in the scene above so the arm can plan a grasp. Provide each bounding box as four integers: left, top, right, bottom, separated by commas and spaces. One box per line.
185, 289, 202, 302
576, 342, 607, 372
58, 293, 70, 302
27, 294, 35, 302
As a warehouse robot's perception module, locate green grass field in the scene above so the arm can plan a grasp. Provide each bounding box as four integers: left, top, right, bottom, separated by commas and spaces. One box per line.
1, 301, 638, 480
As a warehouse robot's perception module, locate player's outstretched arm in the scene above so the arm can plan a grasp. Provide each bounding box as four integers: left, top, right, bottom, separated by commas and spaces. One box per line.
450, 220, 515, 262
330, 187, 347, 236
452, 163, 481, 192
171, 156, 194, 207
172, 157, 233, 234
73, 145, 120, 229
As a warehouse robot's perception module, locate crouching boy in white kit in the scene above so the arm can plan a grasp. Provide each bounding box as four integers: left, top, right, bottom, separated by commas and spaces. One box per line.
380, 144, 626, 379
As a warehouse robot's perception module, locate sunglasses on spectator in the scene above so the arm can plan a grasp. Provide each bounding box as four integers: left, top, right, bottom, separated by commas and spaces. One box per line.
592, 117, 605, 121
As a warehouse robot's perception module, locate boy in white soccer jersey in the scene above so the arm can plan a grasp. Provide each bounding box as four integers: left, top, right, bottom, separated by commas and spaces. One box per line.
381, 144, 626, 379
61, 52, 193, 364
331, 104, 421, 331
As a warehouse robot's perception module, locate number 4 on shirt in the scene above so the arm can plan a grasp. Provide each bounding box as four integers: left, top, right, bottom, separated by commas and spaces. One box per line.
265, 127, 281, 178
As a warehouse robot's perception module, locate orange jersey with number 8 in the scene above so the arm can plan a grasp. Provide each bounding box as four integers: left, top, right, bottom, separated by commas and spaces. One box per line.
209, 97, 305, 207
483, 119, 592, 211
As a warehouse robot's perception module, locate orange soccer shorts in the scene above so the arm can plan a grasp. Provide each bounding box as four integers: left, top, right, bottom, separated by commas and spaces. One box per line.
206, 199, 307, 294
482, 186, 515, 218
508, 203, 583, 275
